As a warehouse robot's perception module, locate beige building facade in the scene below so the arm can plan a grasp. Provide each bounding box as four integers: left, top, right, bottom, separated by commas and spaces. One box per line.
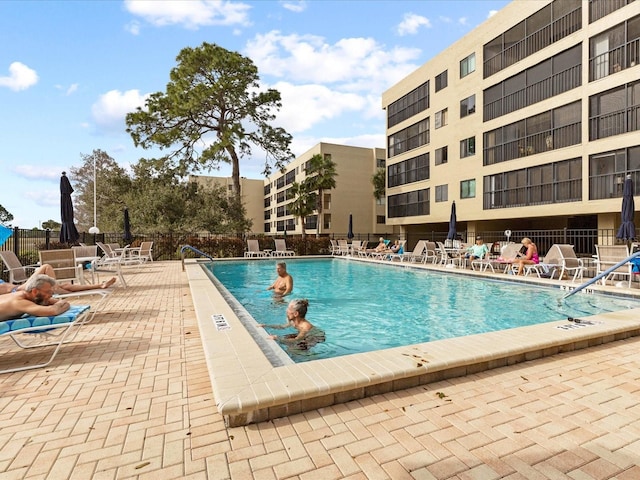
382, 0, 640, 243
190, 175, 266, 233
264, 142, 388, 237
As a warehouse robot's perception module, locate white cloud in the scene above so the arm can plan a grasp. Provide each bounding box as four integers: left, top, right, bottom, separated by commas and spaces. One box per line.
0, 62, 38, 91
125, 20, 141, 35
23, 189, 59, 207
458, 17, 468, 26
55, 83, 78, 95
488, 10, 498, 18
280, 0, 307, 13
91, 89, 149, 134
271, 82, 366, 133
13, 165, 63, 181
124, 0, 252, 29
396, 13, 431, 36
245, 31, 421, 92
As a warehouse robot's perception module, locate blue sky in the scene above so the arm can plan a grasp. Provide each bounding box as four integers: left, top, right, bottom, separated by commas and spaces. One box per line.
0, 0, 509, 229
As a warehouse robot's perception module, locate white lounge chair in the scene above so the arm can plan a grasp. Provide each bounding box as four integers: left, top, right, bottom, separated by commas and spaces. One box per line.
273, 239, 295, 257
245, 239, 268, 258
525, 244, 584, 281
389, 240, 425, 262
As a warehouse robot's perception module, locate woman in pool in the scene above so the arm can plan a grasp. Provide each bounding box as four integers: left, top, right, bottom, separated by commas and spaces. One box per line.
258, 298, 325, 350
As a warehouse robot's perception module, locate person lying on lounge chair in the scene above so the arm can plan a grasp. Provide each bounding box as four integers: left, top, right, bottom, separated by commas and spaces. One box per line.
0, 274, 70, 321
0, 263, 116, 296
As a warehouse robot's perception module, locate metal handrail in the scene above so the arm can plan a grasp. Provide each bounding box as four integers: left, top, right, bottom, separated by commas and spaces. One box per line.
563, 250, 640, 299
180, 245, 215, 271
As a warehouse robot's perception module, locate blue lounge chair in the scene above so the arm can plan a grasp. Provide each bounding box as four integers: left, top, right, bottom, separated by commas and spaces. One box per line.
0, 305, 91, 374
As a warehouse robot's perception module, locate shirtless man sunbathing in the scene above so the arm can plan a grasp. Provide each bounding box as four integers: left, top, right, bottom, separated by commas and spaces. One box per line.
0, 263, 115, 296
0, 274, 71, 322
267, 262, 293, 297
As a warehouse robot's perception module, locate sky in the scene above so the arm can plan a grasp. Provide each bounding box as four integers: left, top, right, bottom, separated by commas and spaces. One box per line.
0, 0, 509, 229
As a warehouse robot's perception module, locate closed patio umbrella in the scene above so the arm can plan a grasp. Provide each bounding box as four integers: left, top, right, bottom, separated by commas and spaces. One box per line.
616, 175, 636, 242
446, 201, 457, 240
123, 207, 133, 244
347, 213, 354, 240
59, 172, 79, 244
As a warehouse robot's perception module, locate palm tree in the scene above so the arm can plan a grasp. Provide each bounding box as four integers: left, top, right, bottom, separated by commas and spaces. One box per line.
305, 153, 338, 237
287, 181, 316, 240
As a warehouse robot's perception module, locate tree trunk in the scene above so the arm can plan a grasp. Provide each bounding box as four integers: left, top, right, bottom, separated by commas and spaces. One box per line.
227, 146, 242, 204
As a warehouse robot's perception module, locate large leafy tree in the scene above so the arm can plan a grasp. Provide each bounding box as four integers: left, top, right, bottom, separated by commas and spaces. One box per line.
287, 181, 316, 240
126, 42, 294, 204
0, 204, 13, 226
70, 150, 131, 232
305, 153, 337, 236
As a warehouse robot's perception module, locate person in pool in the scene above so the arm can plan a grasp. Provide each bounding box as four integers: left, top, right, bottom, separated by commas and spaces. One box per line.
267, 262, 293, 297
258, 298, 325, 350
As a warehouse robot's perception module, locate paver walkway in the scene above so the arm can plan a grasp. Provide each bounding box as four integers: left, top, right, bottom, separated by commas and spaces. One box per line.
0, 261, 639, 479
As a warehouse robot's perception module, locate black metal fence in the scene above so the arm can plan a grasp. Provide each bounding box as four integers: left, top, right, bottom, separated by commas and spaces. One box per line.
0, 226, 624, 282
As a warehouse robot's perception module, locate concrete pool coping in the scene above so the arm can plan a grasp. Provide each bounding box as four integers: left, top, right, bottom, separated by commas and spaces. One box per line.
185, 256, 640, 427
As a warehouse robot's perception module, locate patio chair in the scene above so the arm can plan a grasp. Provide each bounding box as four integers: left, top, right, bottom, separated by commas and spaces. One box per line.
595, 244, 633, 287
0, 250, 39, 284
273, 238, 295, 257
94, 243, 129, 287
128, 241, 154, 264
471, 251, 495, 272
436, 241, 464, 267
423, 241, 439, 264
355, 240, 369, 257
244, 239, 268, 258
490, 243, 523, 273
39, 249, 83, 285
329, 239, 340, 256
337, 239, 350, 256
0, 304, 91, 374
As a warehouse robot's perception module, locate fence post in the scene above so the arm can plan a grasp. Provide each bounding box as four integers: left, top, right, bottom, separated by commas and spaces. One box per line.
45, 229, 51, 250
13, 226, 19, 256
563, 227, 567, 244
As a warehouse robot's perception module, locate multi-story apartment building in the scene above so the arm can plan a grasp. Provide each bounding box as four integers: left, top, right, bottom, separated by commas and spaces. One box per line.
382, 0, 640, 241
263, 142, 388, 236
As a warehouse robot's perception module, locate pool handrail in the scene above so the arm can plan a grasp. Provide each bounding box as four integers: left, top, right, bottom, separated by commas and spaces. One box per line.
563, 249, 640, 299
180, 245, 215, 271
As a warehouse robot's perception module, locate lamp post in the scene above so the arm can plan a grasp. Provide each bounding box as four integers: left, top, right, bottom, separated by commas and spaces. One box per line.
88, 155, 99, 241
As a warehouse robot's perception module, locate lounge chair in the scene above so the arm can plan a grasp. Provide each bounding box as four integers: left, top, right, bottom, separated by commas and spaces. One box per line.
273, 238, 295, 257
337, 239, 350, 256
389, 240, 426, 262
245, 239, 268, 258
490, 243, 523, 273
423, 241, 438, 264
355, 240, 369, 257
595, 244, 633, 287
0, 305, 91, 374
436, 241, 464, 267
0, 250, 39, 284
525, 244, 585, 281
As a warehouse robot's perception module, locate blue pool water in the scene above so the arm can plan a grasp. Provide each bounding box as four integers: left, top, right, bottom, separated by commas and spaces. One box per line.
206, 258, 640, 363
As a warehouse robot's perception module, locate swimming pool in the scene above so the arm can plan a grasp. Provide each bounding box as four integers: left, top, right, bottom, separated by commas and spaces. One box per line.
206, 258, 640, 363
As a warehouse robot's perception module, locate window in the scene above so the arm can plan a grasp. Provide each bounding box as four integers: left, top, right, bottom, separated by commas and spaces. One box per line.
323, 213, 331, 230
376, 157, 386, 168
460, 180, 476, 198
435, 108, 448, 128
460, 53, 476, 78
589, 147, 640, 199
460, 95, 475, 118
435, 146, 448, 165
590, 0, 633, 24
387, 117, 430, 158
589, 15, 640, 81
376, 215, 386, 224
387, 153, 429, 187
388, 188, 430, 218
387, 81, 430, 128
435, 185, 448, 202
460, 137, 476, 158
435, 70, 448, 92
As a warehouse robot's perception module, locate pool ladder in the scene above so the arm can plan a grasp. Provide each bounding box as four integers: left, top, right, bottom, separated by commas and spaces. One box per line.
180, 245, 215, 271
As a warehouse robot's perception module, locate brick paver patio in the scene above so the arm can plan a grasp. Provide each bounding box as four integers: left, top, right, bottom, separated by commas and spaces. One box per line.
1, 261, 639, 479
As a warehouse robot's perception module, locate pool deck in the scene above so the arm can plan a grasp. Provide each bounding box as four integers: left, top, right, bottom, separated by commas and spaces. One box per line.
2, 259, 640, 478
